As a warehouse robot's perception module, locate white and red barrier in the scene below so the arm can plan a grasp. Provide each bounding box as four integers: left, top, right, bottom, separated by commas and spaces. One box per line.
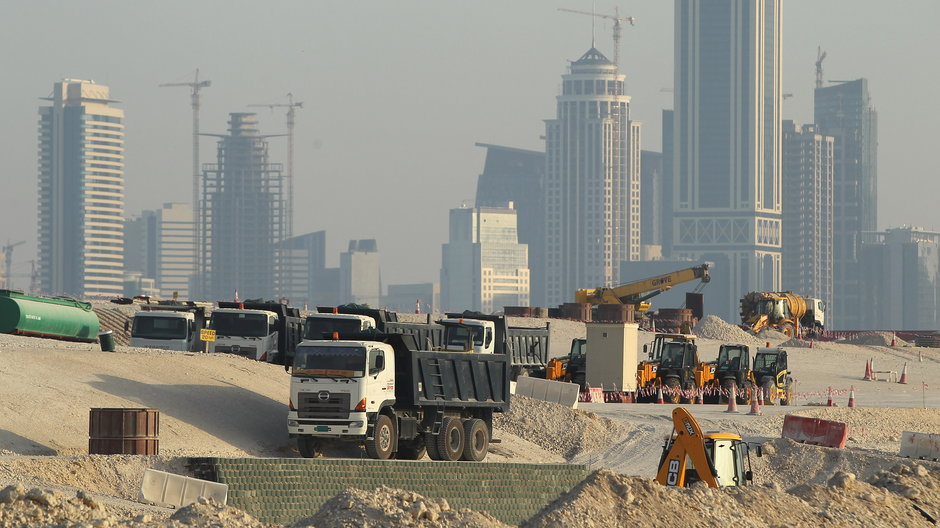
782, 415, 849, 449
900, 431, 940, 461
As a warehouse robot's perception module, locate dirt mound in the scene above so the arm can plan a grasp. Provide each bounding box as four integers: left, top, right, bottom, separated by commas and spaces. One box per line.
758, 327, 789, 341
493, 394, 624, 459
693, 315, 762, 345
169, 497, 270, 527
780, 337, 812, 347
842, 332, 908, 346
292, 486, 509, 528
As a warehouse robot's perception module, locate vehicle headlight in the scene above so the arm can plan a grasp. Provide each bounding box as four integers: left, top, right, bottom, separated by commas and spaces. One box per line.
350, 421, 364, 428
288, 420, 299, 427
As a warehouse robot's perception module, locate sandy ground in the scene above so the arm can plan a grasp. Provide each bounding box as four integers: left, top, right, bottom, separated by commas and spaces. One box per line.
2, 311, 940, 526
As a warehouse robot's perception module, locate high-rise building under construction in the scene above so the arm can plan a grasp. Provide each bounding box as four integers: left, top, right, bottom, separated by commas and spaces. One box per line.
199, 113, 286, 301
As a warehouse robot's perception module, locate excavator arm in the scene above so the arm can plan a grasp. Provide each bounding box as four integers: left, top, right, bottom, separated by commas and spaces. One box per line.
575, 264, 710, 307
655, 407, 721, 488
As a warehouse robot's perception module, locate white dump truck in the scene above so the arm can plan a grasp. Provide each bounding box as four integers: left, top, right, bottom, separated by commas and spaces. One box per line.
129, 302, 210, 351
211, 301, 303, 364
287, 333, 510, 461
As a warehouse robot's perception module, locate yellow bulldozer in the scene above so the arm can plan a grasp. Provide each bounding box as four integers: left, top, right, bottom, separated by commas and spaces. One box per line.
739, 291, 826, 338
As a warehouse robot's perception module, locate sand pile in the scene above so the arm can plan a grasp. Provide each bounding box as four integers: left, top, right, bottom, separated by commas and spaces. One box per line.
292, 486, 509, 528
842, 332, 908, 346
757, 327, 789, 341
780, 337, 812, 347
693, 315, 762, 345
523, 464, 940, 527
493, 395, 624, 459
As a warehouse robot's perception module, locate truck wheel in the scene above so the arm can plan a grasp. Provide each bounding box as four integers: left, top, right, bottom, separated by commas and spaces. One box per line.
365, 414, 396, 460
761, 380, 775, 405
780, 382, 793, 406
424, 432, 441, 460
435, 417, 464, 461
461, 419, 489, 462
297, 437, 322, 459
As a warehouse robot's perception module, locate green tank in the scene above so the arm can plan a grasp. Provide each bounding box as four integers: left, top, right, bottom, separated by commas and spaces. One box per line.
0, 290, 100, 342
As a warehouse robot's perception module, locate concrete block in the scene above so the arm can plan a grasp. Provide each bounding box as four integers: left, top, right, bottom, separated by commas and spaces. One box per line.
514, 377, 580, 408
900, 431, 940, 461
139, 468, 228, 508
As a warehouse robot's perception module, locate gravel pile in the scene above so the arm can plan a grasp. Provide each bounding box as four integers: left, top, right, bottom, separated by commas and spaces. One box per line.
292, 486, 509, 528
780, 337, 813, 348
693, 315, 763, 345
493, 395, 624, 459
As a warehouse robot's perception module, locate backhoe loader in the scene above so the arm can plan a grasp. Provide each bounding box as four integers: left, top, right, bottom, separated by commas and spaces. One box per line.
656, 407, 759, 488
753, 348, 794, 405
636, 333, 714, 403
703, 344, 754, 404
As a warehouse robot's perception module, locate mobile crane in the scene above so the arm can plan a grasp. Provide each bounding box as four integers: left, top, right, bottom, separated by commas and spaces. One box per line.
656, 407, 758, 488
575, 264, 710, 311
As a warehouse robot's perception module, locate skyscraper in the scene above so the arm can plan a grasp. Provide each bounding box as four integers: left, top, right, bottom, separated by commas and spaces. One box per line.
440, 205, 529, 313
544, 48, 641, 307
814, 79, 877, 329
200, 113, 286, 301
125, 202, 196, 299
672, 0, 782, 320
340, 239, 381, 307
38, 79, 125, 298
781, 121, 833, 309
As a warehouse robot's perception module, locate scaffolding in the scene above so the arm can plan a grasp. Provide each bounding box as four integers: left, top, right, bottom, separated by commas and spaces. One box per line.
198, 113, 287, 301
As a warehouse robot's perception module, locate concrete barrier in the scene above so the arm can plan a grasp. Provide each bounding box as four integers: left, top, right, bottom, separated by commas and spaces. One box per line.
139, 468, 228, 508
514, 377, 580, 408
900, 431, 940, 461
782, 415, 848, 449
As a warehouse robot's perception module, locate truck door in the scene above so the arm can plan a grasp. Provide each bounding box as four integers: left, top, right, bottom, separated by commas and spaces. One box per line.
368, 347, 394, 402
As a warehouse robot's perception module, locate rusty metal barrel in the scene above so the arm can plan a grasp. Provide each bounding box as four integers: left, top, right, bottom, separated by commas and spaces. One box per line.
596, 304, 635, 323
88, 408, 159, 455
561, 303, 592, 322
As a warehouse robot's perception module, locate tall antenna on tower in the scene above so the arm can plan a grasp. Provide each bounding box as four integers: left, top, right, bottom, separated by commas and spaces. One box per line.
591, 0, 596, 48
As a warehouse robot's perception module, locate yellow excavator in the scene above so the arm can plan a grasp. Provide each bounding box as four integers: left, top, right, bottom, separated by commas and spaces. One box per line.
575, 264, 710, 311
656, 407, 759, 488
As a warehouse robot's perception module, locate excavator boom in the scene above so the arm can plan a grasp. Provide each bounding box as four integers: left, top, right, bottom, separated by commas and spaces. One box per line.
656, 407, 720, 488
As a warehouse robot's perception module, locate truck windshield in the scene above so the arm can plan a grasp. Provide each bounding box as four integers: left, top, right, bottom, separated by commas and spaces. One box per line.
717, 348, 744, 371
304, 318, 363, 340
132, 316, 188, 339
754, 354, 777, 371
211, 313, 268, 337
292, 345, 366, 377
446, 326, 483, 347
660, 343, 687, 369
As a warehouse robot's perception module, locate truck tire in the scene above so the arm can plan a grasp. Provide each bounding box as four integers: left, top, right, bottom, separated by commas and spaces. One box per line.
297, 437, 322, 459
435, 417, 465, 461
761, 379, 775, 405
665, 378, 681, 404
365, 414, 396, 460
780, 382, 793, 406
461, 419, 489, 462
424, 432, 442, 460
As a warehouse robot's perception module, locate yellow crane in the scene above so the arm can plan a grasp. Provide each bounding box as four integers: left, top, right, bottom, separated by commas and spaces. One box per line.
248, 93, 304, 239
575, 264, 710, 311
558, 6, 636, 67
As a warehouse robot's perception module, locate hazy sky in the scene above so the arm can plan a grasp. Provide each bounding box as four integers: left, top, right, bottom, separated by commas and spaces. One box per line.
2, 1, 938, 290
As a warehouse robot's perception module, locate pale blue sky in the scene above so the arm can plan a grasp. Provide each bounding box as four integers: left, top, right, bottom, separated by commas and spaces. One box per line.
1, 1, 937, 288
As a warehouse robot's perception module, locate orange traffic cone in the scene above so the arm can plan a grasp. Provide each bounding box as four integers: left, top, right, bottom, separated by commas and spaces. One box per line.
695, 389, 704, 405
864, 359, 873, 381
891, 333, 897, 347
899, 363, 908, 384
809, 340, 814, 348
748, 388, 762, 415
848, 386, 856, 407
725, 385, 739, 413
826, 386, 834, 407
656, 386, 664, 404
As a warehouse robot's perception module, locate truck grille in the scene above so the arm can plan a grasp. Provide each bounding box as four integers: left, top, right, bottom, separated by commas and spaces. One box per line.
297, 391, 351, 419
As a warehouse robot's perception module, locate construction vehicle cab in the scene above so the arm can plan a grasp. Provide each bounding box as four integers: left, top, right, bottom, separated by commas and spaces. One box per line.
740, 291, 825, 337
753, 348, 793, 406
656, 407, 758, 488
706, 344, 753, 404
637, 333, 699, 402
546, 338, 587, 389
575, 264, 710, 312
641, 334, 713, 403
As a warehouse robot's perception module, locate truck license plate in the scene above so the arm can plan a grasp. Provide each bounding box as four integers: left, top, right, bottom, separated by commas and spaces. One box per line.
315, 426, 329, 432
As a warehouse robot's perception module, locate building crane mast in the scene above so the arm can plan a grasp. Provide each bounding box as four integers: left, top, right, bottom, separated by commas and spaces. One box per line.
1, 240, 25, 289
558, 6, 636, 67
815, 47, 827, 89
248, 93, 304, 239
160, 69, 211, 291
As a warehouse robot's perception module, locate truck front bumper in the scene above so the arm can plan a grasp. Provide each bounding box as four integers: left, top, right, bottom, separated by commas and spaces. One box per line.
287, 411, 368, 437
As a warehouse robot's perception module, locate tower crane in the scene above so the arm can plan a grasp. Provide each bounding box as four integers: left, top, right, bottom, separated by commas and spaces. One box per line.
2, 240, 25, 289
248, 93, 304, 239
558, 6, 636, 67
815, 47, 827, 89
160, 70, 211, 291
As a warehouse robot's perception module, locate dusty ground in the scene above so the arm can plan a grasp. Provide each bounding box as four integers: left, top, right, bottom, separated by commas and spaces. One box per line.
2, 310, 940, 526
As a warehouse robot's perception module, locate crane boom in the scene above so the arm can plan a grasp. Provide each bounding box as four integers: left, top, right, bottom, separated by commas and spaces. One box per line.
558, 7, 635, 67
574, 264, 710, 309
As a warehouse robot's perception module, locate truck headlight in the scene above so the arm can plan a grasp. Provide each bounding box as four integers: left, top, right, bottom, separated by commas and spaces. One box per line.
288, 420, 299, 427
350, 421, 364, 428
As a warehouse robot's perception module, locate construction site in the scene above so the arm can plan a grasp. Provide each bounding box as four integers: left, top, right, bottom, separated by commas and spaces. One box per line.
0, 294, 938, 527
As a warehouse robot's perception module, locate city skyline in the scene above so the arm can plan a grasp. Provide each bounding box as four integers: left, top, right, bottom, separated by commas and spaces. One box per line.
2, 1, 938, 292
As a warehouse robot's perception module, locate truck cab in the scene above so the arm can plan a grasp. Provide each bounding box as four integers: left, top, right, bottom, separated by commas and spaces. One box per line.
439, 318, 495, 354
303, 313, 376, 340
210, 308, 279, 361
130, 311, 196, 351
